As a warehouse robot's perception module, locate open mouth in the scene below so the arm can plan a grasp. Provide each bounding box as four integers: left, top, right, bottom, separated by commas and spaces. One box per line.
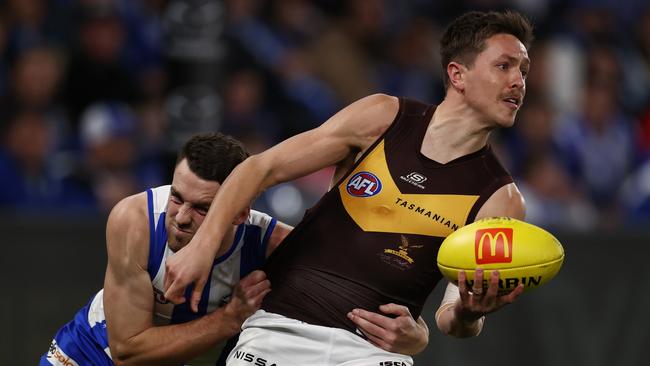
502, 96, 520, 109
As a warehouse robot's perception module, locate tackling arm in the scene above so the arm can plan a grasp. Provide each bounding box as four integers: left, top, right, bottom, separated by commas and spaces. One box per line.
104, 194, 269, 366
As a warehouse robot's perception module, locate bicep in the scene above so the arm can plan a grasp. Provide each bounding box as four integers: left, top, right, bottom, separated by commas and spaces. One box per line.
475, 183, 526, 221
103, 195, 155, 350
257, 94, 399, 187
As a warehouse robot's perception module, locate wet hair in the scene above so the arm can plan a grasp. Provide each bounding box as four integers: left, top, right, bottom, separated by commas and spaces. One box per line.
440, 10, 534, 88
176, 132, 250, 183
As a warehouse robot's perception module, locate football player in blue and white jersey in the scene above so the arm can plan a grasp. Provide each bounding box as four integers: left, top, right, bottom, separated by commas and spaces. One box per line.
41, 133, 430, 366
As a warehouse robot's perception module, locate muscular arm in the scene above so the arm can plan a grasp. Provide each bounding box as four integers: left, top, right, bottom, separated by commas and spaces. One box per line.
435, 183, 526, 338
165, 94, 400, 309
104, 194, 269, 366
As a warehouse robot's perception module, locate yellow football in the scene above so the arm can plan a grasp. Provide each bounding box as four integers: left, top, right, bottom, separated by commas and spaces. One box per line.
437, 217, 564, 293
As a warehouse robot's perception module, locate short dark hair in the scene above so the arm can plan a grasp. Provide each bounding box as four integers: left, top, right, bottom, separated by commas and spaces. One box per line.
440, 10, 534, 88
176, 132, 250, 183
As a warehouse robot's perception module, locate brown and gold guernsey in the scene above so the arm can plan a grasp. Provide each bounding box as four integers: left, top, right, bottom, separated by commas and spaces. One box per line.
262, 98, 513, 334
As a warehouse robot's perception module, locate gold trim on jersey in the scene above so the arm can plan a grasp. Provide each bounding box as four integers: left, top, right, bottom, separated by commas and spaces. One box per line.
338, 141, 479, 237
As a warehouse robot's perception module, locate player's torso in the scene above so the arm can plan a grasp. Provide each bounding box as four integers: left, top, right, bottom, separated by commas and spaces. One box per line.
263, 98, 513, 331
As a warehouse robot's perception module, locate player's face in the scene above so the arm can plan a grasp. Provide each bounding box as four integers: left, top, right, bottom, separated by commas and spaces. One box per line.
165, 159, 219, 251
463, 33, 529, 128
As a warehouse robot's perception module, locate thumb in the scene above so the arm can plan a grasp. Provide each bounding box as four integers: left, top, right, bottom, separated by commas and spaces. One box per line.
379, 303, 410, 317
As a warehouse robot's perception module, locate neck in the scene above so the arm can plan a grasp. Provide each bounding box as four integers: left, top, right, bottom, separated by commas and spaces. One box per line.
421, 96, 494, 164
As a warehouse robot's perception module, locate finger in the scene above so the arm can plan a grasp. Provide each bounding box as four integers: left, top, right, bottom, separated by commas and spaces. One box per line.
351, 309, 394, 336
378, 303, 411, 318
163, 281, 186, 304
240, 270, 267, 287
239, 271, 269, 293
250, 288, 271, 308
244, 279, 272, 301
458, 271, 469, 303
191, 278, 207, 313
499, 284, 524, 306
472, 268, 484, 296
362, 331, 391, 352
485, 270, 500, 301
348, 309, 386, 338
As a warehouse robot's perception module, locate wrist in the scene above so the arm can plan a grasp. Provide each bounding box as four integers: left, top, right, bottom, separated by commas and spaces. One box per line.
453, 302, 483, 325
216, 305, 245, 336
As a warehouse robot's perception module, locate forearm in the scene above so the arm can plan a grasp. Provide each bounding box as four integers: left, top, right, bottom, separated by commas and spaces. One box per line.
435, 301, 484, 338
111, 307, 241, 366
196, 156, 271, 254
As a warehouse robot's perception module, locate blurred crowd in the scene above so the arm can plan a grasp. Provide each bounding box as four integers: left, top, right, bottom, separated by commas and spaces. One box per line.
0, 0, 649, 231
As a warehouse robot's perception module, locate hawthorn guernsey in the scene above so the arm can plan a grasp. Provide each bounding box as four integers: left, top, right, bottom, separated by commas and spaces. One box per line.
436, 217, 565, 293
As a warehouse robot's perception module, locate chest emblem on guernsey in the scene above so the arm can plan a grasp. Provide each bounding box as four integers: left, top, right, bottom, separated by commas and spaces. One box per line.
346, 171, 382, 197
379, 235, 423, 270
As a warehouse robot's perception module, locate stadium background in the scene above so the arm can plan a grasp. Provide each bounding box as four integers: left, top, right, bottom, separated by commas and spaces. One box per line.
1, 0, 648, 364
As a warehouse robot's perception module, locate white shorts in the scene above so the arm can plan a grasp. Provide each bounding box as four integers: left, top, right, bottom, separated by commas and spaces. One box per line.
226, 310, 413, 366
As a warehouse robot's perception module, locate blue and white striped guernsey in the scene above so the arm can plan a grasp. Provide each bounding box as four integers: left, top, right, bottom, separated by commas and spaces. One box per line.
40, 185, 277, 366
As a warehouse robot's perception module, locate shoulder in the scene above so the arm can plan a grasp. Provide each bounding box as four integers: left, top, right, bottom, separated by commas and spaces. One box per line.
106, 192, 150, 267
108, 192, 149, 231
475, 183, 526, 221
325, 94, 400, 149
346, 94, 400, 122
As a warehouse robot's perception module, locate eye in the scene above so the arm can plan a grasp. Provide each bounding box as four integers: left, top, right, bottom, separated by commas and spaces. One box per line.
170, 194, 182, 204
194, 206, 209, 216
521, 68, 529, 79
497, 63, 509, 71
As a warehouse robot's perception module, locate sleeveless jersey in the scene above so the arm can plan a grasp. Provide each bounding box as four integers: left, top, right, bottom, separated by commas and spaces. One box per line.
41, 185, 276, 366
262, 98, 513, 333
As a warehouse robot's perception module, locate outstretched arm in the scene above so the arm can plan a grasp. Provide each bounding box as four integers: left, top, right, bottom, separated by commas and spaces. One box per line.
164, 94, 400, 311
435, 183, 526, 338
104, 194, 270, 366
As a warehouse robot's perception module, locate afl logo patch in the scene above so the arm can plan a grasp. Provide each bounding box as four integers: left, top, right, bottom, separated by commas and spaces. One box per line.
346, 171, 382, 197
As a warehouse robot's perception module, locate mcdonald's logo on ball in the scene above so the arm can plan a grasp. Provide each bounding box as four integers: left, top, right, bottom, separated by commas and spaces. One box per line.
474, 228, 513, 264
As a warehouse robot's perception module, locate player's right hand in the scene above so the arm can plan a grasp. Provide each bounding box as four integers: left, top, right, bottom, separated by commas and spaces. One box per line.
224, 270, 271, 323
456, 268, 523, 322
163, 242, 216, 312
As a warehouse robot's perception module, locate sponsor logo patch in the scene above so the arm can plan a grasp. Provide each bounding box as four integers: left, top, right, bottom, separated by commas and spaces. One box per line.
346, 171, 382, 197
399, 172, 427, 189
378, 235, 423, 271
232, 350, 279, 366
474, 228, 513, 264
46, 340, 80, 366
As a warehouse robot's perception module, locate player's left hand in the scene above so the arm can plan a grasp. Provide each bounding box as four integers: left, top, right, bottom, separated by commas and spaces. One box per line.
347, 303, 429, 355
455, 268, 524, 323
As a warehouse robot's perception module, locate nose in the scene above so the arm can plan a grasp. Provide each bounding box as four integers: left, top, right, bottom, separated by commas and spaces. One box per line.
511, 70, 525, 90
175, 203, 192, 226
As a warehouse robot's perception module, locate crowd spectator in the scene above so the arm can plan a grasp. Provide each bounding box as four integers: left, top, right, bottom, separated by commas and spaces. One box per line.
0, 0, 648, 229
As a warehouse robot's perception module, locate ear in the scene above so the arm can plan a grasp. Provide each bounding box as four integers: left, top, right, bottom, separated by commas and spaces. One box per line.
232, 207, 251, 225
447, 61, 466, 92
